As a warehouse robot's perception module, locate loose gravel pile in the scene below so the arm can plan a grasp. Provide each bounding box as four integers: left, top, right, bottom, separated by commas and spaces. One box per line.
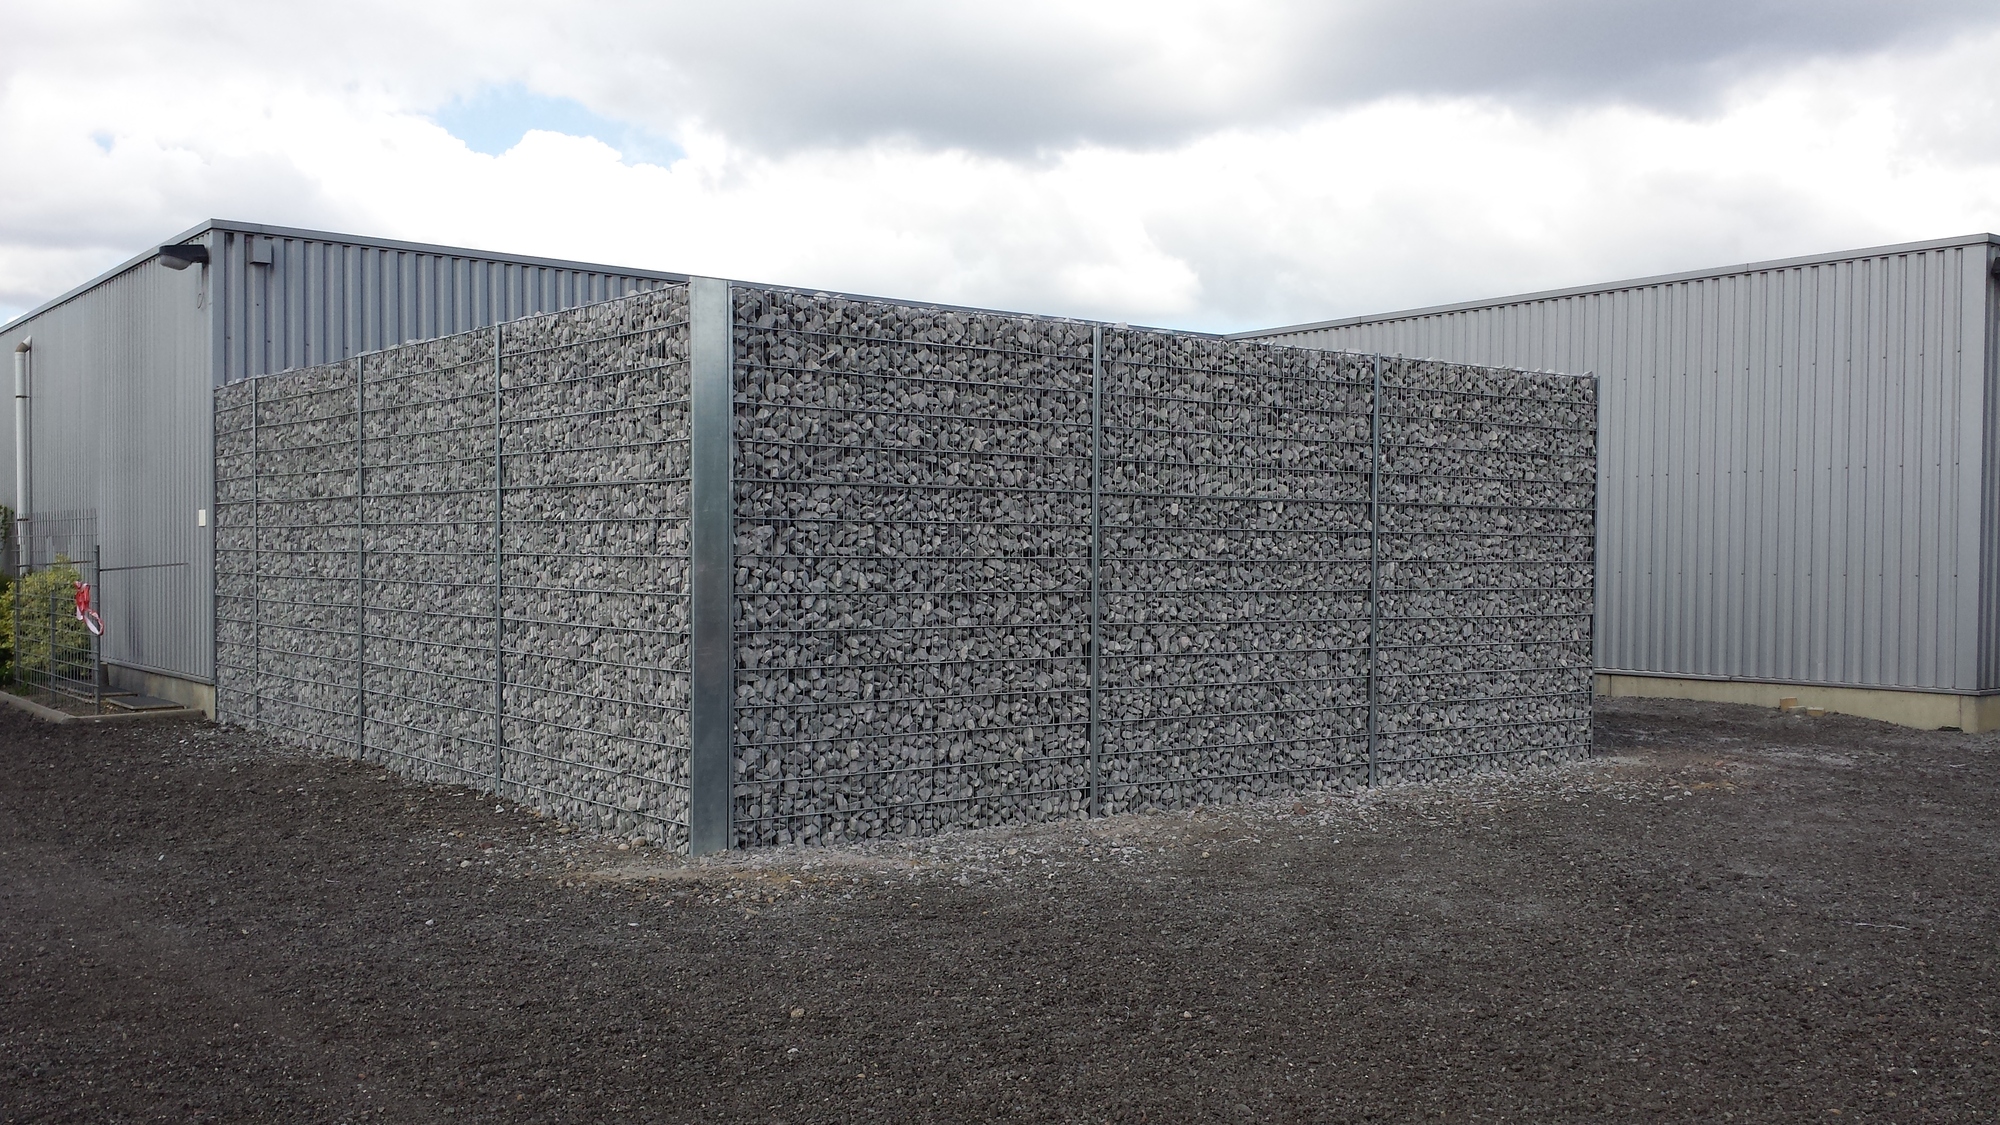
217, 284, 1593, 853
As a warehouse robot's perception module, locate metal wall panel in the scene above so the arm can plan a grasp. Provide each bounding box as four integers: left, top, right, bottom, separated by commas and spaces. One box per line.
0, 257, 212, 681
1984, 271, 2000, 692
210, 227, 680, 384
1244, 242, 1995, 693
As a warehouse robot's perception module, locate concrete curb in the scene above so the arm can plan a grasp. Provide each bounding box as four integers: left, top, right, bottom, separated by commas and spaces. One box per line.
0, 689, 200, 725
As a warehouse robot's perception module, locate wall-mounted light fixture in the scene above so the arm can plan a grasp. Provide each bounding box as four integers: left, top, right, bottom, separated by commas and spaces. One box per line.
158, 243, 210, 270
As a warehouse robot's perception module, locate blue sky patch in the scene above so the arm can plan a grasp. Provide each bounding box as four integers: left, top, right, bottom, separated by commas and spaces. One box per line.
434, 85, 683, 167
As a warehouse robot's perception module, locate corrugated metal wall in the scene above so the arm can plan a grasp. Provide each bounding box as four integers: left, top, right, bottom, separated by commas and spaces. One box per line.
0, 221, 688, 687
210, 226, 680, 383
0, 258, 212, 680
1984, 272, 2000, 692
1247, 243, 1995, 694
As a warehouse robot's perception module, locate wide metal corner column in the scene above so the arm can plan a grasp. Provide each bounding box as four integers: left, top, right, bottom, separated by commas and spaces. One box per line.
688, 277, 735, 853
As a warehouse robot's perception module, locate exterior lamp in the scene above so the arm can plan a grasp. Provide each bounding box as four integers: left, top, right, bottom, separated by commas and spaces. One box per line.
158, 244, 210, 270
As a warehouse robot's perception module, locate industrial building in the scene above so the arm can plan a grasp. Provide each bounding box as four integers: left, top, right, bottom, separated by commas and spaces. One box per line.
1242, 233, 2000, 732
3, 222, 1994, 733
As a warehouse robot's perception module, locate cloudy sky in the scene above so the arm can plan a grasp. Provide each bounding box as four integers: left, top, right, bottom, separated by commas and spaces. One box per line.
4, 0, 1999, 331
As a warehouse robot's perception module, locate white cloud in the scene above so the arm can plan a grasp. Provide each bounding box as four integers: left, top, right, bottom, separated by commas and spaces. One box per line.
4, 4, 2000, 329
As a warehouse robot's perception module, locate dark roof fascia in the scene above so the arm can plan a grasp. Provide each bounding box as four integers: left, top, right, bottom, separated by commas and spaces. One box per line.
1232, 232, 2000, 340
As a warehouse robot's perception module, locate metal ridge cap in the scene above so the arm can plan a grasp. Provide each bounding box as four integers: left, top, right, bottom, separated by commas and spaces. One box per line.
1232, 231, 2000, 340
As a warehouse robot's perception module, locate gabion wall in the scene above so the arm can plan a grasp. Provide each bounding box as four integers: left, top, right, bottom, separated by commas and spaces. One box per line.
215, 286, 694, 843
729, 291, 1097, 846
1374, 365, 1596, 777
1096, 336, 1376, 814
216, 283, 1594, 853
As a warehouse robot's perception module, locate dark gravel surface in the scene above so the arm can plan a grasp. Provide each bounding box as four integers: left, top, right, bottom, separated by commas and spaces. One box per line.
2, 698, 1996, 1123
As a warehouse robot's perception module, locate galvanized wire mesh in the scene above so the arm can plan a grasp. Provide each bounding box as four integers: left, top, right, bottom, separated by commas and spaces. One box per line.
499, 297, 694, 839
19, 510, 97, 571
1373, 361, 1597, 777
1097, 335, 1376, 811
214, 286, 693, 846
216, 363, 360, 757
359, 334, 497, 785
214, 282, 1594, 852
729, 290, 1096, 847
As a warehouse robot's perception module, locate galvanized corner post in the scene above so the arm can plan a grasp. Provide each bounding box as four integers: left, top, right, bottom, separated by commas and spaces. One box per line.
688, 277, 734, 854
1366, 355, 1383, 788
1088, 325, 1104, 817
492, 325, 506, 794
356, 353, 367, 758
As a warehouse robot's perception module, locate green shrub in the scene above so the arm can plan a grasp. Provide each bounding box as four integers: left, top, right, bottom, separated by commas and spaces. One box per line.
9, 559, 90, 686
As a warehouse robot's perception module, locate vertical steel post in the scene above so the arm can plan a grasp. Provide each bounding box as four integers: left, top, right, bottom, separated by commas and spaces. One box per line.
688, 278, 735, 854
251, 374, 261, 727
356, 354, 367, 758
1366, 356, 1383, 788
1088, 325, 1104, 817
92, 545, 101, 712
1586, 371, 1601, 744
44, 569, 54, 705
492, 325, 506, 793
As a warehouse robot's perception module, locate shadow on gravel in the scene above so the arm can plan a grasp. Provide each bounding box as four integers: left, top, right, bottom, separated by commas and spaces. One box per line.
1, 699, 1995, 1123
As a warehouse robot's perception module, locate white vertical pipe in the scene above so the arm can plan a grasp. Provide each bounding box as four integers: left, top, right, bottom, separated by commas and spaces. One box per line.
12, 337, 28, 572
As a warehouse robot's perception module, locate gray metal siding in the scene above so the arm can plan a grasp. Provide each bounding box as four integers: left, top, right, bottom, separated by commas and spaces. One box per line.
0, 257, 213, 681
212, 230, 675, 383
1250, 244, 1992, 693
1984, 271, 2000, 691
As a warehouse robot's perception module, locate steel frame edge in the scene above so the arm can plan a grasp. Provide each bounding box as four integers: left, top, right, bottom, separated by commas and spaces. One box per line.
688, 278, 735, 854
1088, 326, 1104, 817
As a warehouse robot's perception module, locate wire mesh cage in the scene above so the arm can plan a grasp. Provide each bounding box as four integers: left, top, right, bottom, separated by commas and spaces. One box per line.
214, 283, 1596, 853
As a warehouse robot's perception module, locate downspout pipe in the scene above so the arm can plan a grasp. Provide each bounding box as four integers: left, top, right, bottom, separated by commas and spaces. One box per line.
13, 337, 27, 574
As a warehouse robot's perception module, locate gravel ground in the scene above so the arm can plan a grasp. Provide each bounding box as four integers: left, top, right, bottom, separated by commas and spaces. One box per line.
2, 698, 1996, 1122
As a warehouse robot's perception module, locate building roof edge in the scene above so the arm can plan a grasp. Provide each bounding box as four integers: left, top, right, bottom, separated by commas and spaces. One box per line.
1231, 232, 2000, 340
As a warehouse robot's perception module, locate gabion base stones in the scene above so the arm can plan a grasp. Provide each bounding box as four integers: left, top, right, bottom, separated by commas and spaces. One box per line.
216, 283, 1595, 853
